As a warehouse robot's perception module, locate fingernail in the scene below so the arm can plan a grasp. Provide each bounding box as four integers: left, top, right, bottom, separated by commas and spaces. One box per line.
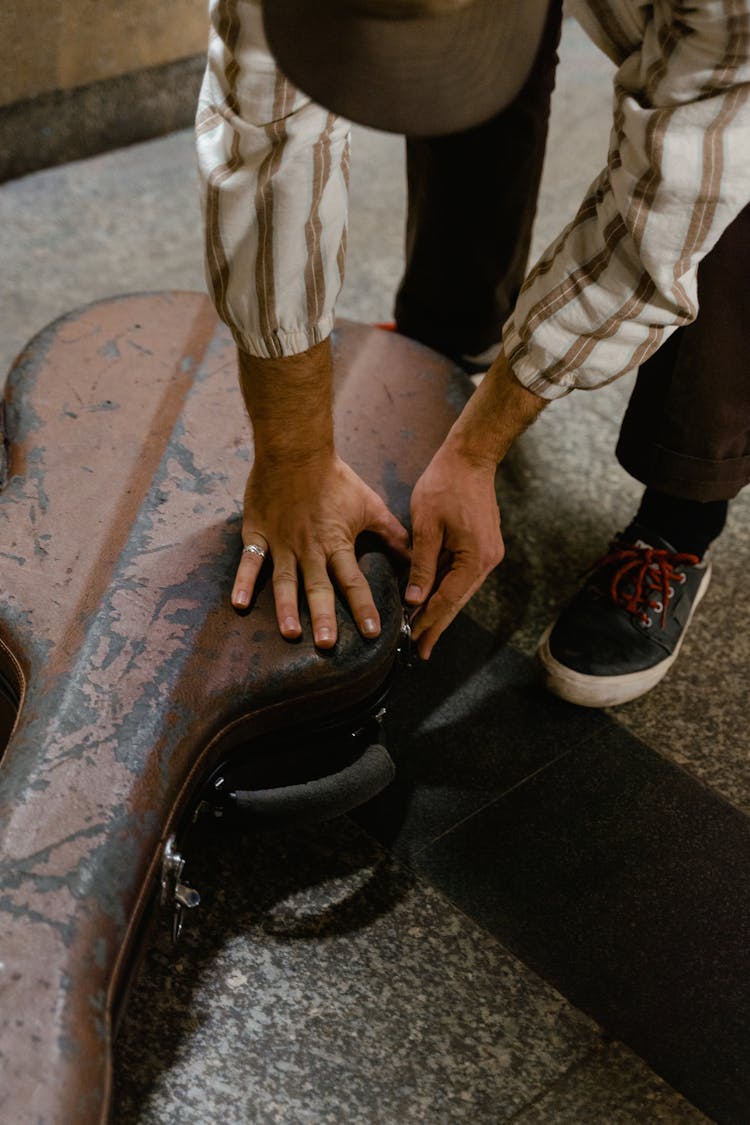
405, 584, 422, 603
234, 590, 249, 608
316, 626, 333, 644
362, 618, 378, 636
281, 616, 299, 634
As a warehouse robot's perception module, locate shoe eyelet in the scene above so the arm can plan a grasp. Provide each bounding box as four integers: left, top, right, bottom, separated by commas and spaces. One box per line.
652, 601, 663, 614
642, 617, 653, 629
667, 586, 674, 599
676, 573, 687, 584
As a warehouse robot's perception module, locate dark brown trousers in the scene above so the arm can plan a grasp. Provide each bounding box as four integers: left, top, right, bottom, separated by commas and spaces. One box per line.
394, 2, 750, 503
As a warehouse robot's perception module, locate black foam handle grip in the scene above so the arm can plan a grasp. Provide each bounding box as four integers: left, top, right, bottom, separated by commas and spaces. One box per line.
231, 742, 396, 826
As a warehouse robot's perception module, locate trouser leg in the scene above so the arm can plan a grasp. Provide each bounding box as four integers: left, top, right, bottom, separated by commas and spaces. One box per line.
394, 0, 563, 361
616, 203, 750, 503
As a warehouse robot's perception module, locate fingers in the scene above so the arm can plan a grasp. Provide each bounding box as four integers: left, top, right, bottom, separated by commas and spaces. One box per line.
410, 526, 505, 659
303, 545, 383, 648
301, 555, 339, 648
231, 536, 269, 611
409, 563, 484, 661
405, 516, 442, 610
328, 546, 380, 639
271, 549, 303, 640
233, 536, 305, 641
234, 464, 405, 647
236, 539, 381, 648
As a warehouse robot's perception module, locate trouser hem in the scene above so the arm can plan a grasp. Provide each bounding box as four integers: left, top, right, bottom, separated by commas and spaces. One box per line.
615, 440, 750, 502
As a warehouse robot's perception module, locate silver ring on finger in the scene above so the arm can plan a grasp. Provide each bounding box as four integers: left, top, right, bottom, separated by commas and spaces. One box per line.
242, 542, 267, 562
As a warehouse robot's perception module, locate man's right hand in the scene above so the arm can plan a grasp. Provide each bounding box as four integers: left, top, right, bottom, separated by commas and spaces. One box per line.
233, 339, 409, 647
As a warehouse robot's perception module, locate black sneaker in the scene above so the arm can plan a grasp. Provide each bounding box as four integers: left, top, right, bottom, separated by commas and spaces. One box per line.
536, 524, 712, 707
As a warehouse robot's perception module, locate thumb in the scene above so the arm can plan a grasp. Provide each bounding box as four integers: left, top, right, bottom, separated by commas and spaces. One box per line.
367, 501, 411, 561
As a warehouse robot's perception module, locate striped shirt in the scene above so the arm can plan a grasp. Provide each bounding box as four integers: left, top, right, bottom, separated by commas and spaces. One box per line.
196, 0, 750, 399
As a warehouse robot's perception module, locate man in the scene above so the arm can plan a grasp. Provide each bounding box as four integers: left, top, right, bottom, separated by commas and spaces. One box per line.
196, 0, 750, 706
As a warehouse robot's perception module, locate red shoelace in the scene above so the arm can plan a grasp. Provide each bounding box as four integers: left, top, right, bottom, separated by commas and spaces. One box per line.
589, 544, 699, 628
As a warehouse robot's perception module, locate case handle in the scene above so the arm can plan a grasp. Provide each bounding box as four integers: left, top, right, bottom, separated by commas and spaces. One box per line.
229, 741, 395, 826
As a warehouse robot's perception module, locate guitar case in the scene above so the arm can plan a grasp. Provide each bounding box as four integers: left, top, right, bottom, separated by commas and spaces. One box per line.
0, 293, 468, 1124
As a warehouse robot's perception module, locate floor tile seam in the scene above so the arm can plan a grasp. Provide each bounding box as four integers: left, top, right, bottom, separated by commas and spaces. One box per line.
349, 821, 722, 1125
392, 737, 750, 1124
502, 1039, 711, 1123
409, 746, 577, 861
390, 857, 720, 1125
601, 704, 750, 825
501, 632, 750, 827
501, 1041, 608, 1122
349, 812, 598, 1042
375, 856, 606, 1071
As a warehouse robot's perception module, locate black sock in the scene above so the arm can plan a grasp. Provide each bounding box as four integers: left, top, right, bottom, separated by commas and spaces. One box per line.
631, 488, 728, 558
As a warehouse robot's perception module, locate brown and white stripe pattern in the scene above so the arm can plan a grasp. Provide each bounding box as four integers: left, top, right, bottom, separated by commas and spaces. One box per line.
199, 0, 242, 343
504, 0, 750, 399
303, 114, 338, 335
197, 0, 749, 392
253, 72, 296, 355
196, 0, 350, 358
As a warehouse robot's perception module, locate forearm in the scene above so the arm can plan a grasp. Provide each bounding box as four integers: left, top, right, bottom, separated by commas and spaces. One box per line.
238, 339, 335, 465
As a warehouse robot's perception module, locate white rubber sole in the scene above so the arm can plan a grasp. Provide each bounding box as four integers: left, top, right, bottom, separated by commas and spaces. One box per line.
535, 561, 712, 708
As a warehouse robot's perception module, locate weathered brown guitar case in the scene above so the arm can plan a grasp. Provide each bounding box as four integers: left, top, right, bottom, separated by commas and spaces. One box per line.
0, 293, 467, 1124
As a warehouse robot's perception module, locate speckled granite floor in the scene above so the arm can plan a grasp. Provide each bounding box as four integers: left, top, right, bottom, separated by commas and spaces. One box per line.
3, 16, 747, 1125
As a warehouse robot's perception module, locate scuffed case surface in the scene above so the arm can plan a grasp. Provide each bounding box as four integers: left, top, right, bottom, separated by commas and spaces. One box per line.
0, 294, 468, 1124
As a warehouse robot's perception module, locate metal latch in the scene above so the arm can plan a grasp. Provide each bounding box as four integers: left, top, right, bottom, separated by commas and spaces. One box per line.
160, 835, 201, 944
399, 607, 414, 667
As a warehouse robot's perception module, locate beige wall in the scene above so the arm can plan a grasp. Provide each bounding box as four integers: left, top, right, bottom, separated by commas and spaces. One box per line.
1, 0, 208, 109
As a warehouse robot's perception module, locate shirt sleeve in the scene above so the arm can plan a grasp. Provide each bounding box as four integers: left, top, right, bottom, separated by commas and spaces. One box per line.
503, 0, 750, 400
195, 0, 351, 358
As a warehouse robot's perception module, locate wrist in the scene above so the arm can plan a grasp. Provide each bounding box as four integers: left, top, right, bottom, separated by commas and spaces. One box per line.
252, 433, 336, 469
239, 339, 335, 463
449, 350, 546, 466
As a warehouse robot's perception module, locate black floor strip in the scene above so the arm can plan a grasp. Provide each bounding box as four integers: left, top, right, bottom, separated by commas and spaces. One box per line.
410, 724, 750, 1124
